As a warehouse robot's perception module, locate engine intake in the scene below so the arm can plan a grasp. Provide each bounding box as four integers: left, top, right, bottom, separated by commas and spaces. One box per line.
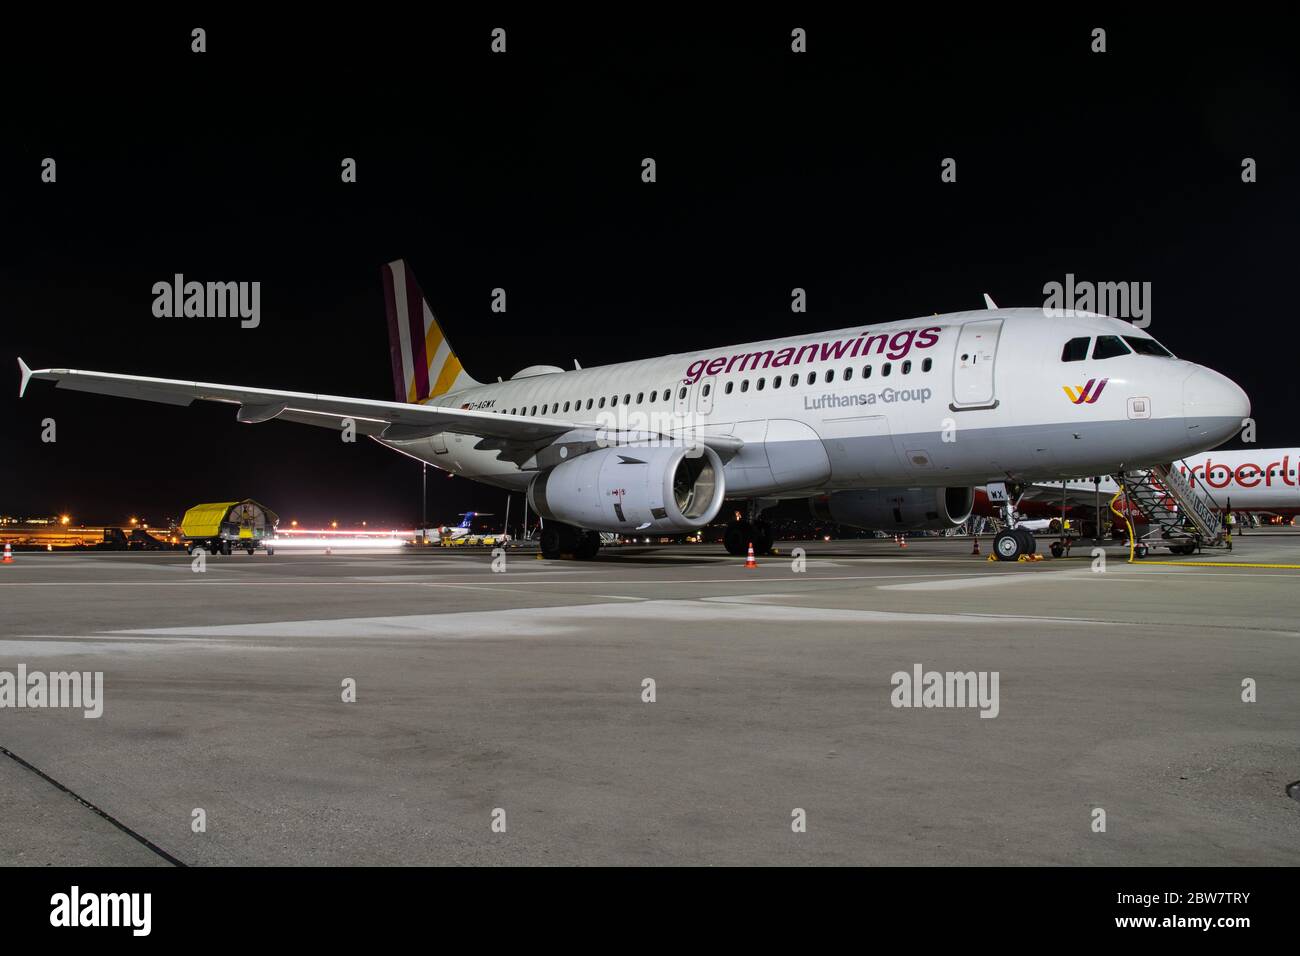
529, 443, 725, 534
811, 487, 974, 531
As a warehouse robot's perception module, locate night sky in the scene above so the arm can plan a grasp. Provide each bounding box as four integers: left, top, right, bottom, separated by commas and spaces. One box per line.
3, 13, 1297, 528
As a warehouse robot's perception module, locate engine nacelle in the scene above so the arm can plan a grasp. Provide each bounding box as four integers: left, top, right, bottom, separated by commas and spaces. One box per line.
810, 487, 974, 531
528, 444, 726, 534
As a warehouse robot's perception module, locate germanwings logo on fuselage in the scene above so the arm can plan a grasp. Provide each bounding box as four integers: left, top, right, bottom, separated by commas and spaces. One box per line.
1062, 378, 1108, 404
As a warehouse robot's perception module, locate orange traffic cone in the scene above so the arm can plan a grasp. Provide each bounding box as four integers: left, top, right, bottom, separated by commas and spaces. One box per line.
971, 537, 980, 555
899, 534, 907, 549
2, 543, 11, 563
744, 542, 758, 569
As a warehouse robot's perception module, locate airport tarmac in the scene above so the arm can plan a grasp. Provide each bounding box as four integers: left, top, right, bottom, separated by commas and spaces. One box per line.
1, 533, 1298, 866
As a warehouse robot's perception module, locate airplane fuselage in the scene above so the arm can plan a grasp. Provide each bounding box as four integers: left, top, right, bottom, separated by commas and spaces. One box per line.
384, 308, 1248, 498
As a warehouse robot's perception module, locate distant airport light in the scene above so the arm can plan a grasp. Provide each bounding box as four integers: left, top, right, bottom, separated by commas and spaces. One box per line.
59, 515, 70, 525
266, 535, 407, 549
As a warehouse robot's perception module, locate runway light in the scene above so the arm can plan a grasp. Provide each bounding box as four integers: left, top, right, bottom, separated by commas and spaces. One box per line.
291, 520, 298, 527
60, 515, 70, 525
129, 517, 138, 525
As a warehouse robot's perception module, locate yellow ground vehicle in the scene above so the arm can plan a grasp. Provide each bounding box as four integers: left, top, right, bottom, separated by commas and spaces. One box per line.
180, 500, 279, 556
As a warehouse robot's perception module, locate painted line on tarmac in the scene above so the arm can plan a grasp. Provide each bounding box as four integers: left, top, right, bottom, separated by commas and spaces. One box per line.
0, 743, 186, 867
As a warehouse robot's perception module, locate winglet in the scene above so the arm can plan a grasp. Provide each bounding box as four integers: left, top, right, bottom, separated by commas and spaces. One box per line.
17, 357, 33, 398
982, 293, 998, 310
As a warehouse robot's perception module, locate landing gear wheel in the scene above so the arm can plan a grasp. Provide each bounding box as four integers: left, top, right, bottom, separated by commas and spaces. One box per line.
246, 547, 255, 555
993, 530, 1023, 561
574, 531, 601, 560
541, 523, 583, 559
1014, 528, 1036, 556
1049, 541, 1064, 558
540, 524, 566, 559
751, 520, 774, 555
724, 521, 751, 557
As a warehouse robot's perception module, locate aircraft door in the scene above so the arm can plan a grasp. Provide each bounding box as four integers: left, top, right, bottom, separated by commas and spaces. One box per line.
674, 380, 693, 418
696, 376, 716, 416
951, 319, 1002, 409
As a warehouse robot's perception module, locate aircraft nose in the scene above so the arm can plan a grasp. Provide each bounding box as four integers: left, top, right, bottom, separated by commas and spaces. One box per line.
1182, 366, 1250, 446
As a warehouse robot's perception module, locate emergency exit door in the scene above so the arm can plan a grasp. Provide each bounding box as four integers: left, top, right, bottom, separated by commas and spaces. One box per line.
951, 319, 1002, 409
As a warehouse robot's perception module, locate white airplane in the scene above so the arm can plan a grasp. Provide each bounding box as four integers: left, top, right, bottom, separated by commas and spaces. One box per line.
18, 260, 1249, 561
428, 512, 509, 545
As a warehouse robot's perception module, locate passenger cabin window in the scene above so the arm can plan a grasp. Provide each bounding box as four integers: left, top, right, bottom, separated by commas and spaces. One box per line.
826, 369, 835, 383
756, 378, 765, 390
790, 373, 799, 387
902, 360, 912, 374
773, 376, 782, 388
1061, 337, 1091, 362
1123, 336, 1173, 357
863, 365, 872, 379
844, 367, 853, 381
725, 381, 734, 394
701, 384, 710, 397
1092, 336, 1131, 360
741, 380, 749, 392
678, 386, 687, 400
921, 358, 932, 372
882, 363, 892, 377
808, 372, 817, 385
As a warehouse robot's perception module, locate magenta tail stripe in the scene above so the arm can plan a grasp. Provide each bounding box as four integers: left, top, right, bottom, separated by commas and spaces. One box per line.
404, 266, 430, 402
381, 264, 406, 403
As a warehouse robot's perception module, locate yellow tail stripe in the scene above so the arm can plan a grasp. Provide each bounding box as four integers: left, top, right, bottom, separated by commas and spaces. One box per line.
429, 353, 463, 398
424, 322, 445, 379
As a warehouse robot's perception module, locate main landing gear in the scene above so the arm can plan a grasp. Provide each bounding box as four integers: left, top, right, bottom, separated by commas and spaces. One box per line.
723, 515, 774, 556
539, 522, 601, 560
992, 528, 1036, 562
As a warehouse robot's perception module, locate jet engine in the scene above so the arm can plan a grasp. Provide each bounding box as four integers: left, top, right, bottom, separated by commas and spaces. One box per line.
528, 444, 726, 534
810, 487, 974, 531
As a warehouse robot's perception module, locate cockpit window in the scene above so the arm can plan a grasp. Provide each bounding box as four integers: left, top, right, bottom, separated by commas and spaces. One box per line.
1123, 335, 1173, 358
1061, 337, 1090, 362
1092, 335, 1131, 360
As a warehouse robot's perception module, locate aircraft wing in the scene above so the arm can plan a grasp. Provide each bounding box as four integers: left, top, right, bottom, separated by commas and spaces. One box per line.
17, 359, 745, 457
1016, 479, 1115, 509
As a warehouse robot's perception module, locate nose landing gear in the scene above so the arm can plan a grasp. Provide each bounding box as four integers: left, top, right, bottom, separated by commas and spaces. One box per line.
993, 528, 1036, 561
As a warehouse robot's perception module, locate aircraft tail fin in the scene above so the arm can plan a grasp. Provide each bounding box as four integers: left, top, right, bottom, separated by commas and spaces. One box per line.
382, 260, 482, 404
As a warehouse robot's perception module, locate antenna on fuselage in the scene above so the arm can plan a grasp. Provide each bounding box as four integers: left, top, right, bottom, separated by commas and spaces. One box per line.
983, 293, 998, 310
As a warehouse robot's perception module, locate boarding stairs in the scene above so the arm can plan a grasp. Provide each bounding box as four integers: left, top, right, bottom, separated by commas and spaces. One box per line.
1113, 463, 1228, 556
